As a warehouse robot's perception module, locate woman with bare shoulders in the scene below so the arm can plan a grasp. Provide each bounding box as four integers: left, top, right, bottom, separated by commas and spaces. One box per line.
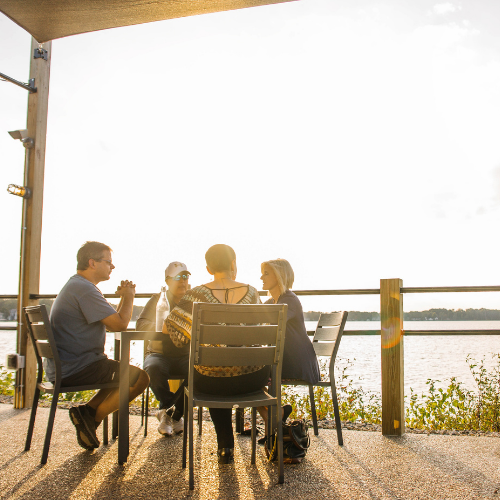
164, 244, 268, 463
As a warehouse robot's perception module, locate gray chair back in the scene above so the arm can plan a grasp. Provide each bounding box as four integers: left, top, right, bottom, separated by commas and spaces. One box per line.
24, 305, 61, 386
190, 302, 287, 394
313, 311, 348, 362
184, 302, 288, 489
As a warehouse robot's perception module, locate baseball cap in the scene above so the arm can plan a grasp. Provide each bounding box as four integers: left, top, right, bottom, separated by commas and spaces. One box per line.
165, 262, 190, 279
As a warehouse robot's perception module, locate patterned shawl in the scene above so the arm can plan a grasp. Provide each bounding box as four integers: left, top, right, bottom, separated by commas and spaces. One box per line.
166, 284, 262, 377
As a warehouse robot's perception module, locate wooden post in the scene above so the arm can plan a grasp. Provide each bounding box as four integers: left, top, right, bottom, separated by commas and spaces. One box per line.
15, 38, 52, 409
380, 278, 405, 436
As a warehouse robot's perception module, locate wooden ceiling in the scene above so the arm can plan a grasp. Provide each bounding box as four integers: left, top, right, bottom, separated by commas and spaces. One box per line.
0, 0, 295, 43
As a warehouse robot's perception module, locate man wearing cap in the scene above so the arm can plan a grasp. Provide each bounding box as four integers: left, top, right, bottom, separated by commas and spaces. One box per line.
136, 262, 191, 436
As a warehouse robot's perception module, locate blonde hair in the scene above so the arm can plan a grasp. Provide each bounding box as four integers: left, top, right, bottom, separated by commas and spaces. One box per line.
261, 259, 294, 297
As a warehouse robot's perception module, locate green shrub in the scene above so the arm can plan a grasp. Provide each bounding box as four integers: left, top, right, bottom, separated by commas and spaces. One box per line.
406, 354, 500, 432
1, 354, 499, 433
406, 378, 474, 430
284, 354, 500, 433
0, 365, 15, 396
282, 358, 382, 424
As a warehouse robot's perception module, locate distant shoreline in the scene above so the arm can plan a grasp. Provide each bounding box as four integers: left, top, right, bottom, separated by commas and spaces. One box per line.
304, 308, 500, 322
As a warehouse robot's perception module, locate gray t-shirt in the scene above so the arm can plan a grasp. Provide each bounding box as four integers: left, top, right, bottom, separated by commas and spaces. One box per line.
44, 274, 117, 381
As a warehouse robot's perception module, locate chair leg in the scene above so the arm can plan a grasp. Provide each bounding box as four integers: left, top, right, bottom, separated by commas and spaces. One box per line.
112, 410, 118, 439
265, 404, 273, 449
141, 388, 145, 426
102, 416, 109, 445
188, 399, 194, 490
144, 386, 149, 437
251, 407, 257, 464
41, 392, 59, 465
277, 406, 284, 484
331, 381, 343, 446
182, 392, 188, 469
309, 385, 319, 436
25, 386, 41, 452
198, 406, 202, 435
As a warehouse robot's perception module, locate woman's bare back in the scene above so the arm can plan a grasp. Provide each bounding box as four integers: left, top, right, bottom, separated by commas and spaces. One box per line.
203, 280, 250, 304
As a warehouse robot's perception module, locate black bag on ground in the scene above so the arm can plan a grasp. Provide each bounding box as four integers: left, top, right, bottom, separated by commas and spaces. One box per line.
265, 419, 310, 464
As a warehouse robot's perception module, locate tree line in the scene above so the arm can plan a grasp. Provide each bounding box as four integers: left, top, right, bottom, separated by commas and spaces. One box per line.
2, 298, 499, 322
0, 299, 144, 321
304, 308, 500, 321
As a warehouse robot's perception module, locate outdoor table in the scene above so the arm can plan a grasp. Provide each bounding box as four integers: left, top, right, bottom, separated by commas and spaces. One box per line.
113, 330, 163, 464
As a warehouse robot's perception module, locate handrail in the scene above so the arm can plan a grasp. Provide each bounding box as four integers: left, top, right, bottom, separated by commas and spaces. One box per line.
401, 286, 500, 293
0, 283, 499, 300
2, 287, 500, 335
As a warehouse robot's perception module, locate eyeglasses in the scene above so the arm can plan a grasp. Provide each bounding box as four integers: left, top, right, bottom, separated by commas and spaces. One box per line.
168, 273, 190, 281
96, 259, 113, 266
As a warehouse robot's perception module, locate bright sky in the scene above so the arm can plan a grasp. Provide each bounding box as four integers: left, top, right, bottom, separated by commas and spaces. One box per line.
1, 0, 499, 313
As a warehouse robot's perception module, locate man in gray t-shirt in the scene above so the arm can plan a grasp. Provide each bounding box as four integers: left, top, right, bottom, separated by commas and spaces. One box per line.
49, 241, 149, 451
45, 274, 117, 381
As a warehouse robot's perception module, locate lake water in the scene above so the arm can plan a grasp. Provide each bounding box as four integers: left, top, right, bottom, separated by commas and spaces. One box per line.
1, 320, 499, 395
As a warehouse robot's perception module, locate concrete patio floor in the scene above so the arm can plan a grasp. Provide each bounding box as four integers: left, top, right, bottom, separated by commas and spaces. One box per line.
0, 403, 499, 499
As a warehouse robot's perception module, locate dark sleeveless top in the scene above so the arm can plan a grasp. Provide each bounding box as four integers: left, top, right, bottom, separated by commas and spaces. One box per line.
266, 290, 320, 385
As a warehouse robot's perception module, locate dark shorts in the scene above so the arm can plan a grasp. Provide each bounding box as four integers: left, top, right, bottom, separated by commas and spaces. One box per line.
61, 358, 142, 387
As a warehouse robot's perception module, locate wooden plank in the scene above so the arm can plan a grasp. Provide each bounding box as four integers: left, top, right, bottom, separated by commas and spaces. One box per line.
25, 308, 44, 323
30, 323, 48, 340
198, 303, 283, 313
343, 330, 381, 335
317, 312, 344, 327
1, 0, 297, 44
200, 325, 277, 344
401, 285, 500, 293
197, 346, 276, 366
313, 327, 340, 342
200, 310, 282, 325
404, 330, 500, 335
380, 278, 404, 436
312, 343, 335, 357
15, 38, 52, 409
36, 341, 53, 359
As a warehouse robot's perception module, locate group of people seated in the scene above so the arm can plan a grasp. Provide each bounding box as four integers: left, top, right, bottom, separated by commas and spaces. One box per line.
46, 241, 320, 464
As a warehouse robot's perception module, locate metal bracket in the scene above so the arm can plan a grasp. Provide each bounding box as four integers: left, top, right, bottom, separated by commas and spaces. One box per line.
34, 47, 48, 61
0, 72, 37, 93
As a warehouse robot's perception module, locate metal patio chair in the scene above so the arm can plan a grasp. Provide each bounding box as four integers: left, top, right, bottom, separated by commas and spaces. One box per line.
183, 302, 287, 490
23, 305, 119, 464
283, 311, 348, 444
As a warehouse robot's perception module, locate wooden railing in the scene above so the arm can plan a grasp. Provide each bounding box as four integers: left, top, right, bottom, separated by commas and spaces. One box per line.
2, 281, 500, 435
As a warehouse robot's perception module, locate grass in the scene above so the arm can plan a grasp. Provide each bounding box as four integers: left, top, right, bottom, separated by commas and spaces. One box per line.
1, 354, 500, 433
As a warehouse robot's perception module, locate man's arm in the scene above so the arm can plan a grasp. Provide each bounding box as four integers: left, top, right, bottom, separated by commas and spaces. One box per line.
101, 280, 136, 332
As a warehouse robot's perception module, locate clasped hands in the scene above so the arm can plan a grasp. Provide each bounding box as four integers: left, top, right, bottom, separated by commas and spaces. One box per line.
116, 280, 136, 297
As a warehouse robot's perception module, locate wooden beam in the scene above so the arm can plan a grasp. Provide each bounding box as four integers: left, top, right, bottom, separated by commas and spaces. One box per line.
380, 278, 405, 436
15, 38, 52, 409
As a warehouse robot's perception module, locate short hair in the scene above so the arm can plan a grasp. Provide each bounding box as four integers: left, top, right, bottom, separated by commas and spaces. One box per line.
261, 259, 294, 296
205, 244, 236, 273
77, 241, 112, 270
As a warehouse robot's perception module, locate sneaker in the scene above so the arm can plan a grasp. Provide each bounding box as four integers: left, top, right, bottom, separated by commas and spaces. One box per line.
217, 447, 234, 464
172, 416, 184, 434
156, 409, 173, 436
69, 405, 99, 450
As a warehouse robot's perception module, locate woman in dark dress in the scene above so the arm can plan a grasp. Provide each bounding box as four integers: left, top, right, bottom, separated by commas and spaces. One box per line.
261, 258, 320, 384
258, 259, 320, 431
